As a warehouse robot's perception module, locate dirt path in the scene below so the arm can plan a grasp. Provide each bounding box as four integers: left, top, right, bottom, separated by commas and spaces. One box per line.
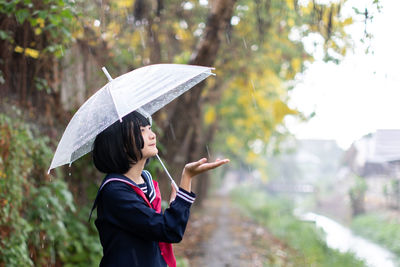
174, 196, 290, 267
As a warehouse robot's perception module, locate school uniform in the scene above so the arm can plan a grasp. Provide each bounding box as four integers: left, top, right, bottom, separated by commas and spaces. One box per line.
90, 171, 195, 267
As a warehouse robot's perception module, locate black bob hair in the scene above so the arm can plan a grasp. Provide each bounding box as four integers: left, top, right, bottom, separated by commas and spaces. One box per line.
92, 111, 151, 174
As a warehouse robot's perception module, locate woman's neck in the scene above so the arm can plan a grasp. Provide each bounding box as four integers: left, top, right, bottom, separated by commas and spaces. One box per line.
124, 159, 146, 184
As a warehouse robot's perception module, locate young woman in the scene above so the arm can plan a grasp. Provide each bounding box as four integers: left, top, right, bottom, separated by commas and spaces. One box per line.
90, 111, 229, 267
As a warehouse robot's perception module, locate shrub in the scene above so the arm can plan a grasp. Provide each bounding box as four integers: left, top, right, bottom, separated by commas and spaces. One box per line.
0, 112, 101, 266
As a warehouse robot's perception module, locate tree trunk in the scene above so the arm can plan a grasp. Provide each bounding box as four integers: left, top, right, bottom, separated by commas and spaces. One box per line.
157, 0, 236, 205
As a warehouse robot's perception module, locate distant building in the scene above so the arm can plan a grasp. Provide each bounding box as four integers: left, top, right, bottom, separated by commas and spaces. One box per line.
344, 130, 400, 209
345, 130, 400, 178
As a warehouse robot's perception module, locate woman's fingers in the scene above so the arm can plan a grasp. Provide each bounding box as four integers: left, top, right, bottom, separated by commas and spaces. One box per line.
185, 158, 207, 170
192, 158, 229, 172
183, 158, 230, 178
194, 158, 207, 166
198, 159, 229, 171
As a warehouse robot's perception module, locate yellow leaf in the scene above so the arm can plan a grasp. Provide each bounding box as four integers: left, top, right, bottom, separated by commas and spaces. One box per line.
245, 151, 255, 164
226, 135, 240, 149
342, 17, 353, 26
14, 46, 39, 59
291, 58, 301, 73
37, 18, 45, 28
204, 107, 216, 125
273, 100, 297, 124
25, 48, 39, 59
116, 0, 134, 8
14, 46, 24, 53
34, 28, 42, 35
287, 18, 295, 27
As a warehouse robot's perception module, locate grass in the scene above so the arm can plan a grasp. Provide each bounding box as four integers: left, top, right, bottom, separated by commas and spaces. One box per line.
230, 186, 366, 267
351, 212, 400, 258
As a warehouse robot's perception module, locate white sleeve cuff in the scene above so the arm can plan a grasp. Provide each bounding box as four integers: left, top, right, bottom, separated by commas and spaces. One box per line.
176, 188, 196, 204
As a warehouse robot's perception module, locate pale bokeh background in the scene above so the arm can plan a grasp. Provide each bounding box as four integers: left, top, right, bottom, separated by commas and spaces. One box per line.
287, 0, 400, 150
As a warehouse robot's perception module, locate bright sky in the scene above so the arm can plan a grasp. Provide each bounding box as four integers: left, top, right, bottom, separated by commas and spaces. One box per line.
286, 0, 400, 150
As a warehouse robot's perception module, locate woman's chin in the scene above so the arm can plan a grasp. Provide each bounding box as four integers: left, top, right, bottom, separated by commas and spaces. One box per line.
148, 150, 158, 158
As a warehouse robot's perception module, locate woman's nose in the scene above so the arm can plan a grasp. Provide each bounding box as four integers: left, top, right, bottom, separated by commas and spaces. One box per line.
149, 129, 156, 139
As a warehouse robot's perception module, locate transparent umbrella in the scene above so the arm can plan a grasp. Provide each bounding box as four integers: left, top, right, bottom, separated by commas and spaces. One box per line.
48, 64, 214, 189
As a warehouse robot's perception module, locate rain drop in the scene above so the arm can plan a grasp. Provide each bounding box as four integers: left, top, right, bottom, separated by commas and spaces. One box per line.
206, 145, 211, 159
139, 27, 146, 49
250, 80, 256, 91
169, 123, 176, 140
225, 32, 231, 44
242, 37, 248, 49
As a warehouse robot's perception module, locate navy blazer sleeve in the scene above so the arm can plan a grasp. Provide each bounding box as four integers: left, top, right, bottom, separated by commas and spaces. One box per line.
99, 182, 193, 243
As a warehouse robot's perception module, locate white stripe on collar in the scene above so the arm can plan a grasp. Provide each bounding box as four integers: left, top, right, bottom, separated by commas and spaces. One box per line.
142, 170, 156, 203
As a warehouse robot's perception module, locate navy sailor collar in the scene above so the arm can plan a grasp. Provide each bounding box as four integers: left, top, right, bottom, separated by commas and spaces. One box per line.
89, 170, 156, 221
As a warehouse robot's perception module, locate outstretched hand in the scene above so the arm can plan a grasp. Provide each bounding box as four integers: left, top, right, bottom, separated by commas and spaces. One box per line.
183, 158, 230, 179
179, 158, 229, 193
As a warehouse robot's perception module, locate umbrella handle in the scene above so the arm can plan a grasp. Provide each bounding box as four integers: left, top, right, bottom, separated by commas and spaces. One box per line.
156, 154, 179, 191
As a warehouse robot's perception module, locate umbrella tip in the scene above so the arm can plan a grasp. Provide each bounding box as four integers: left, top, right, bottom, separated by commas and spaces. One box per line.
102, 67, 113, 82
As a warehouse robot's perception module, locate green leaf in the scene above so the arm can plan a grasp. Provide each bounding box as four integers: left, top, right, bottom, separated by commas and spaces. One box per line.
0, 30, 11, 41
60, 9, 73, 19
15, 9, 30, 24
0, 0, 18, 15
37, 10, 48, 20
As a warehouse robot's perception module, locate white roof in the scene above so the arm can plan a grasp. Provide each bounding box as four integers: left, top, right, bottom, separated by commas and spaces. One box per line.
373, 129, 400, 162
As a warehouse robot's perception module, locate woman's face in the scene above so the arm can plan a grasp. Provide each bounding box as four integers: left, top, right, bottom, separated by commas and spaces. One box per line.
140, 125, 158, 158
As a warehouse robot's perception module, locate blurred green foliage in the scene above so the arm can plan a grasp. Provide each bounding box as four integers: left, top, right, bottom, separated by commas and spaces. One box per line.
0, 112, 101, 266
349, 174, 368, 216
0, 0, 77, 57
231, 186, 366, 266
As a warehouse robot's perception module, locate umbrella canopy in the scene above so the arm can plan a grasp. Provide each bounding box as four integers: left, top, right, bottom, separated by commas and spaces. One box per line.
48, 64, 214, 173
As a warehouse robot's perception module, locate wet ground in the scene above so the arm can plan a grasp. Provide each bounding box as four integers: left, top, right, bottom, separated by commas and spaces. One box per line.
174, 196, 291, 267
